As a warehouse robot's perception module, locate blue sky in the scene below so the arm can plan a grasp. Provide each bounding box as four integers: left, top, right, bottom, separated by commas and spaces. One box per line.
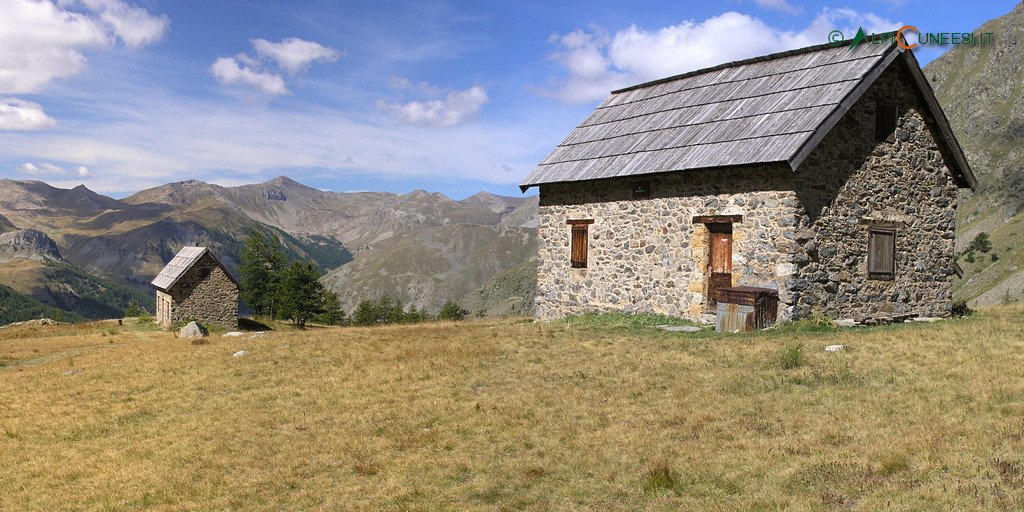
0, 0, 1017, 199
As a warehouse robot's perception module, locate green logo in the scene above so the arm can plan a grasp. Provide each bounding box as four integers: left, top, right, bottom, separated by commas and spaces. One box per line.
848, 27, 868, 50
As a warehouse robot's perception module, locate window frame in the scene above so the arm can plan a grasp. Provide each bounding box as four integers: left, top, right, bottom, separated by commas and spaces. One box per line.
567, 219, 594, 269
867, 227, 896, 280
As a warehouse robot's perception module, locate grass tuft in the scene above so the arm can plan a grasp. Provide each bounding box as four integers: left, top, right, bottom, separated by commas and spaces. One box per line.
642, 460, 680, 493
777, 341, 804, 369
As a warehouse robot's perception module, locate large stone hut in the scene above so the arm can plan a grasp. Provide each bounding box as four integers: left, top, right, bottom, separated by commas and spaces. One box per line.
151, 246, 239, 329
520, 35, 977, 322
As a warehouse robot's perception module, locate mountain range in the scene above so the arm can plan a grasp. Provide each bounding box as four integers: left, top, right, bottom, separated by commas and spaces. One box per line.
0, 176, 538, 322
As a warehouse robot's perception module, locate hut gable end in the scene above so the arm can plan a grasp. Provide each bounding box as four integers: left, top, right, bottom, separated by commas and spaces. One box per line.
151, 246, 238, 329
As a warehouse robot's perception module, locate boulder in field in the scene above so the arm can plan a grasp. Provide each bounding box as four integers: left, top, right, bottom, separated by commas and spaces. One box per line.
179, 321, 209, 338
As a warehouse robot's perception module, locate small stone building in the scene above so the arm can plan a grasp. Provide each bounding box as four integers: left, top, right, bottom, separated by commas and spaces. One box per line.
520, 35, 977, 322
151, 246, 239, 329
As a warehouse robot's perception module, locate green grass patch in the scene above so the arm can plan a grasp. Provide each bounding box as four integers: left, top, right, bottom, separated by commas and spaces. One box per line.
772, 315, 839, 334
564, 311, 699, 328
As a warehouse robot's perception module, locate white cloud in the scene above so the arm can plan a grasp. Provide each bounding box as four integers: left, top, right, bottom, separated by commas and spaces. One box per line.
544, 9, 899, 104
16, 161, 93, 177
0, 0, 168, 94
0, 98, 58, 130
0, 1, 166, 130
0, 88, 555, 196
211, 57, 289, 96
0, 0, 107, 94
17, 162, 43, 175
252, 37, 342, 75
212, 37, 340, 95
65, 0, 170, 48
380, 85, 489, 127
755, 0, 802, 15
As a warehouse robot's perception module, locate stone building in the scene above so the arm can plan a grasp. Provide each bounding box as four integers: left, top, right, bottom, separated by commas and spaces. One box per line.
151, 246, 239, 329
520, 35, 977, 322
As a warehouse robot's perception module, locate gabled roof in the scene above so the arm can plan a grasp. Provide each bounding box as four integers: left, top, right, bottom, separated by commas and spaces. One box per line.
521, 34, 976, 191
151, 246, 238, 291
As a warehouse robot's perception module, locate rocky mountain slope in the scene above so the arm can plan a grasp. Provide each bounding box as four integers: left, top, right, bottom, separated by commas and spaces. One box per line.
0, 229, 63, 262
0, 179, 352, 290
0, 226, 153, 321
0, 177, 538, 318
925, 1, 1024, 305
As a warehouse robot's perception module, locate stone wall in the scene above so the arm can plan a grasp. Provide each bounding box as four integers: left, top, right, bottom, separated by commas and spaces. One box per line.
156, 290, 173, 328
534, 60, 962, 321
785, 62, 960, 319
158, 253, 238, 329
536, 167, 803, 320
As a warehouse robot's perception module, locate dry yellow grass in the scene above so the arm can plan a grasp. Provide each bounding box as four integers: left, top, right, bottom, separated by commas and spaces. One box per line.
2, 308, 1024, 511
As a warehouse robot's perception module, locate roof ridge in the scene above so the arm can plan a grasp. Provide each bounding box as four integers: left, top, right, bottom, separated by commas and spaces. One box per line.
151, 246, 239, 291
612, 31, 900, 94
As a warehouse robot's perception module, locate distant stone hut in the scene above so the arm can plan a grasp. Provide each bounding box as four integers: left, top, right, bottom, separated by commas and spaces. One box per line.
520, 34, 977, 322
151, 246, 239, 329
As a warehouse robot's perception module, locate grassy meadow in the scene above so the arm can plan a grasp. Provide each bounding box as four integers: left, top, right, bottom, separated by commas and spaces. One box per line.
3, 308, 1024, 511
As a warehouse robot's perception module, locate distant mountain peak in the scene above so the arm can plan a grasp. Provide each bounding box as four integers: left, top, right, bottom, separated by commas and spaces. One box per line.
266, 175, 298, 185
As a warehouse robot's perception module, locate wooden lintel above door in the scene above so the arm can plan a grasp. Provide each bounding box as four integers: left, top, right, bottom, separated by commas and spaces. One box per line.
692, 215, 743, 224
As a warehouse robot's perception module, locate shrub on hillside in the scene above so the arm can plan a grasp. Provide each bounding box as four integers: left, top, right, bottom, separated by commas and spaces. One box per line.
969, 232, 992, 253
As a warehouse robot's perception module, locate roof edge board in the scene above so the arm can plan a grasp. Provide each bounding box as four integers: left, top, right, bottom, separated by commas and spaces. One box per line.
788, 44, 904, 171
204, 248, 241, 288
521, 160, 793, 191
898, 51, 977, 191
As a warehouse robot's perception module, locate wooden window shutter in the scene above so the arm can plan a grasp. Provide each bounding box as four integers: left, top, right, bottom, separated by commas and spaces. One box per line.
875, 103, 898, 142
868, 227, 896, 279
567, 219, 593, 268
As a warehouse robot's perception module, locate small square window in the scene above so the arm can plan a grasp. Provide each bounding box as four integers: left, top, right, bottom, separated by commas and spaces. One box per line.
868, 227, 896, 279
631, 181, 650, 199
875, 103, 898, 142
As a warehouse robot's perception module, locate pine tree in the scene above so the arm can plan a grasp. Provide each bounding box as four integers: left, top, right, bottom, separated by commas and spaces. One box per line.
238, 228, 287, 318
317, 290, 347, 326
438, 300, 469, 321
276, 261, 326, 328
352, 299, 378, 326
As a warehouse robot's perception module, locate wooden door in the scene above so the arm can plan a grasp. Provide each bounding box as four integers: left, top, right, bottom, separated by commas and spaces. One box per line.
707, 224, 733, 311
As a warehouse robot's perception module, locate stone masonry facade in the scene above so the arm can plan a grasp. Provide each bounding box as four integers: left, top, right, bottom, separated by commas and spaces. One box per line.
155, 252, 238, 329
535, 63, 960, 321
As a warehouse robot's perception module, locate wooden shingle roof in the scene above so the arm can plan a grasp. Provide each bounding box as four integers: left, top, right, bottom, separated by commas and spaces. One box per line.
521, 35, 975, 191
151, 246, 238, 292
